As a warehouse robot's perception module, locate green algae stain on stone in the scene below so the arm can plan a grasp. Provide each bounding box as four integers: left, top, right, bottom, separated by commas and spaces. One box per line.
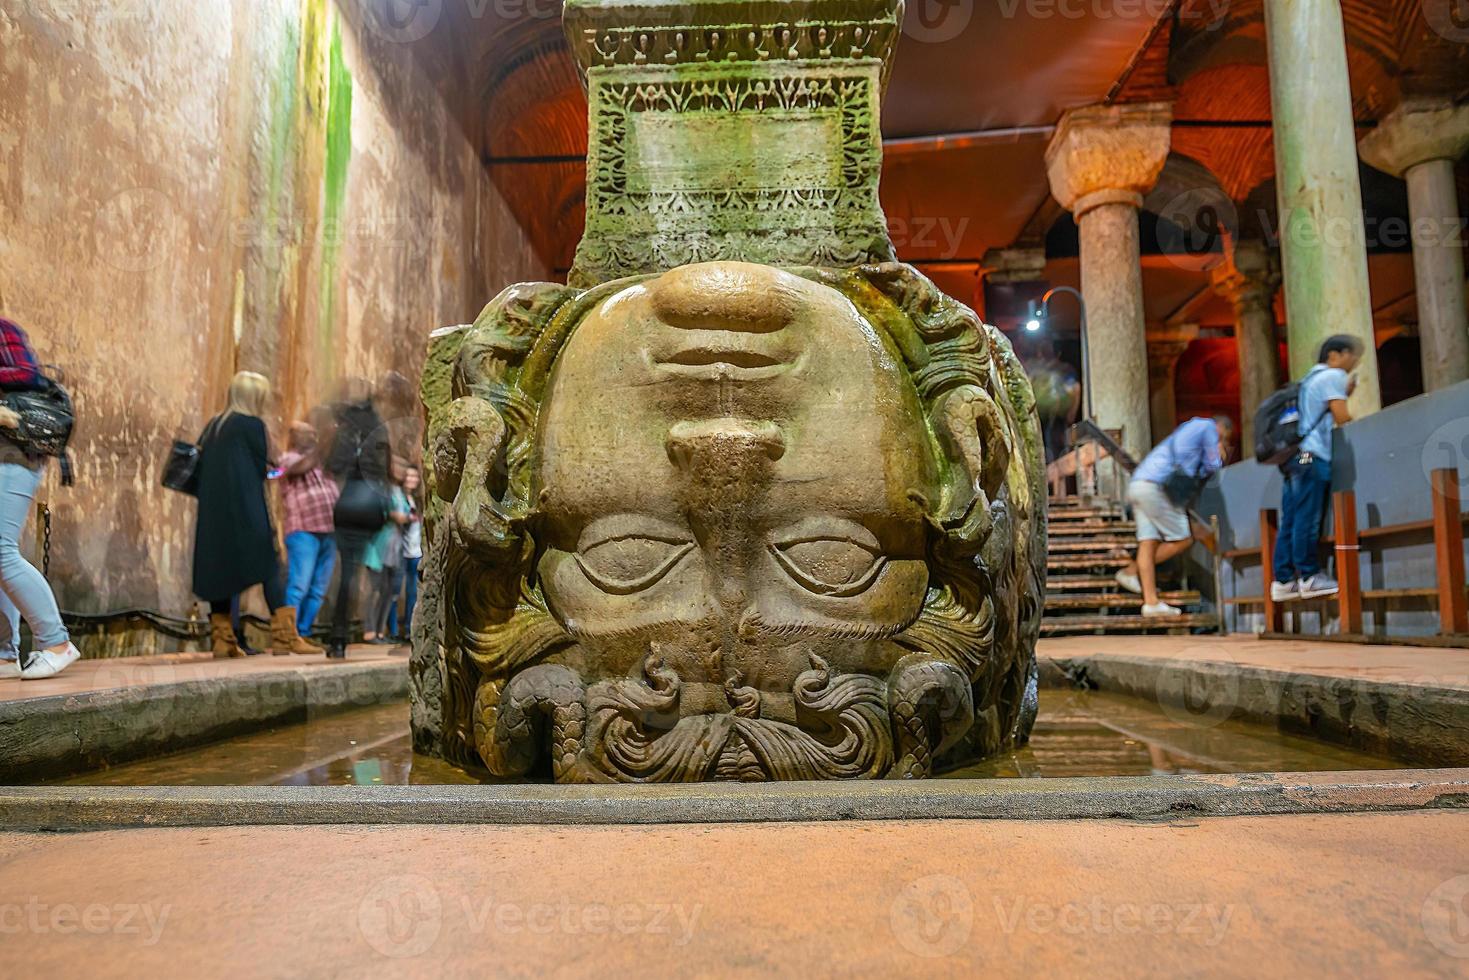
317, 14, 354, 374
260, 16, 302, 331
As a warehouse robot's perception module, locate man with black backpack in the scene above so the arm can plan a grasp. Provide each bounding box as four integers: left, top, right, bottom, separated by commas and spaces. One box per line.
1268, 335, 1362, 602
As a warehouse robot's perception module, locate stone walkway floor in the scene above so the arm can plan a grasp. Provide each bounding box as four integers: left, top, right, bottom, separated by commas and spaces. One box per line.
0, 811, 1464, 976
0, 646, 407, 704
1039, 634, 1469, 691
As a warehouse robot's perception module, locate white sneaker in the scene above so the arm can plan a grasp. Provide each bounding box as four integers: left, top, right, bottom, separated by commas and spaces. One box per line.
1142, 602, 1182, 617
1114, 569, 1142, 595
1298, 574, 1340, 600
0, 659, 18, 679
1270, 579, 1300, 602
20, 643, 81, 680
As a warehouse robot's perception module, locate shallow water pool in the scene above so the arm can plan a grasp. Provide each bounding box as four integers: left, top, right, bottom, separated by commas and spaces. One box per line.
51, 688, 1403, 786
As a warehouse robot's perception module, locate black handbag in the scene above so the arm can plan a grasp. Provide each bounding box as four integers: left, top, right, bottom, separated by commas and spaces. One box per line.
162, 440, 201, 495
332, 430, 390, 531
162, 418, 218, 497
4, 376, 76, 486
1161, 468, 1205, 507
1159, 426, 1207, 507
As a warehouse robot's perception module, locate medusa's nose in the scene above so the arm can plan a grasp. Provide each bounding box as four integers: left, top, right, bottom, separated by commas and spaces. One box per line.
649, 262, 799, 334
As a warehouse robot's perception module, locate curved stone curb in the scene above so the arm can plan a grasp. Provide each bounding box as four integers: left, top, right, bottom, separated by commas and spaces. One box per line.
2, 769, 1465, 830
0, 661, 408, 783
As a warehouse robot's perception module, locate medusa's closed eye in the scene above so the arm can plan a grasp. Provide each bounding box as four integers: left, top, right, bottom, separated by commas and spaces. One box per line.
574, 520, 694, 595
771, 523, 887, 598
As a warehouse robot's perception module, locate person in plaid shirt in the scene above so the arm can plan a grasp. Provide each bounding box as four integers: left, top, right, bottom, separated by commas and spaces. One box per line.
279, 421, 340, 642
0, 318, 43, 391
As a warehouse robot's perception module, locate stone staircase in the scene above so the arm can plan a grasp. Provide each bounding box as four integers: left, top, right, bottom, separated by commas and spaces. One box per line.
1042, 497, 1217, 636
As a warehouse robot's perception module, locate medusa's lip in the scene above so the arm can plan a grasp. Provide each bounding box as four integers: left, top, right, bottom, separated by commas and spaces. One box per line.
653, 344, 798, 381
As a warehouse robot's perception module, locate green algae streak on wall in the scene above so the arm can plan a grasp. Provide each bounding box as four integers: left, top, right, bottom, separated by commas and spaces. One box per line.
319, 15, 354, 381
0, 1, 549, 652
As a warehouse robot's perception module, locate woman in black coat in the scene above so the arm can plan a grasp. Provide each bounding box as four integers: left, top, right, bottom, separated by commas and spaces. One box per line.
193, 371, 315, 658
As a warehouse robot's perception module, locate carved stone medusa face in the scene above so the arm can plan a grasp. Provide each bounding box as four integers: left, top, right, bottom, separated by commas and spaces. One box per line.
415, 262, 1045, 783
535, 263, 938, 697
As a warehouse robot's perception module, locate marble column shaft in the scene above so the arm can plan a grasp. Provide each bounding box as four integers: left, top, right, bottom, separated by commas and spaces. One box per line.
1147, 329, 1197, 444
1359, 100, 1469, 392
1264, 0, 1381, 416
1213, 240, 1282, 446
1046, 103, 1172, 460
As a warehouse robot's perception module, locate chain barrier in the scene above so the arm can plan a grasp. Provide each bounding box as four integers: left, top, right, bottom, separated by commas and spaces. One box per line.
42, 503, 51, 578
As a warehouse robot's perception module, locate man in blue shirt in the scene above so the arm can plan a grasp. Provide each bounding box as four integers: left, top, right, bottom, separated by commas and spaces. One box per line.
1116, 415, 1234, 616
1272, 334, 1362, 601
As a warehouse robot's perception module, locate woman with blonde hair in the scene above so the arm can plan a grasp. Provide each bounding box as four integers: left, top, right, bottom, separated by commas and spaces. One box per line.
192, 371, 317, 657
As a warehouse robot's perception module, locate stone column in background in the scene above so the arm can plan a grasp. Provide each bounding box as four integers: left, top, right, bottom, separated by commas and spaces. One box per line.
1359, 99, 1469, 392
1263, 0, 1380, 416
1147, 325, 1199, 445
1212, 239, 1283, 446
1045, 102, 1172, 459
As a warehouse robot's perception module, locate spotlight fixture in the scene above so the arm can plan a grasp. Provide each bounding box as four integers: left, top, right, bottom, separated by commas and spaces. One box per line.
1024, 300, 1045, 332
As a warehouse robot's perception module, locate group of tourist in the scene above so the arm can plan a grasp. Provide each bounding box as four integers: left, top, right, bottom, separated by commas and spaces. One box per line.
191, 372, 424, 661
0, 312, 426, 678
1115, 334, 1365, 615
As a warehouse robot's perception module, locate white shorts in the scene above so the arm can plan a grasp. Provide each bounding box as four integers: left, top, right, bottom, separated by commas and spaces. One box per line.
1127, 479, 1191, 542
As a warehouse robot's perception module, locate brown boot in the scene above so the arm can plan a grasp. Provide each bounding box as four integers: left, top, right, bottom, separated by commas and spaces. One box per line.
271, 607, 323, 656
210, 613, 244, 659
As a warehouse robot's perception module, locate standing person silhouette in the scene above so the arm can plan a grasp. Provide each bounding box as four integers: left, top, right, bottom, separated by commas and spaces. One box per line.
323, 379, 391, 660
192, 371, 318, 658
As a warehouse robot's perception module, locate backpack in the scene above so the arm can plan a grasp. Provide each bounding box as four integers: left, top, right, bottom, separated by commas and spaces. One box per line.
4, 375, 75, 486
1253, 374, 1330, 466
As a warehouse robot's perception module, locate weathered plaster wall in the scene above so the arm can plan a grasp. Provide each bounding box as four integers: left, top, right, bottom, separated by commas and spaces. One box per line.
0, 0, 548, 632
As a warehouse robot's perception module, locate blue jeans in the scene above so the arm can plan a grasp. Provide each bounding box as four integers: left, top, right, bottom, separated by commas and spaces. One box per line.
1273, 455, 1333, 583
388, 556, 420, 637
284, 531, 338, 635
0, 463, 68, 659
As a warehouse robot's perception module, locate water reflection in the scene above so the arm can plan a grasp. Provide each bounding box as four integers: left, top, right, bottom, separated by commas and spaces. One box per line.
55, 690, 1402, 787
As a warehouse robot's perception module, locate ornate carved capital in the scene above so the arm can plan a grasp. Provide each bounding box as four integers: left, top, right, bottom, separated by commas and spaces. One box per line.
1045, 102, 1173, 215
1358, 99, 1469, 178
1211, 239, 1281, 316
1146, 324, 1198, 383
563, 0, 903, 285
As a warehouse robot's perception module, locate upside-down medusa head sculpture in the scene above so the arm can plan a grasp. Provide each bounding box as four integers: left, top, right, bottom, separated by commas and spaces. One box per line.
411, 0, 1046, 783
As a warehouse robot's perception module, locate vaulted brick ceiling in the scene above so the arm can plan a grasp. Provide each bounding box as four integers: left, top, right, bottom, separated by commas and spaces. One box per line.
410, 0, 1468, 284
